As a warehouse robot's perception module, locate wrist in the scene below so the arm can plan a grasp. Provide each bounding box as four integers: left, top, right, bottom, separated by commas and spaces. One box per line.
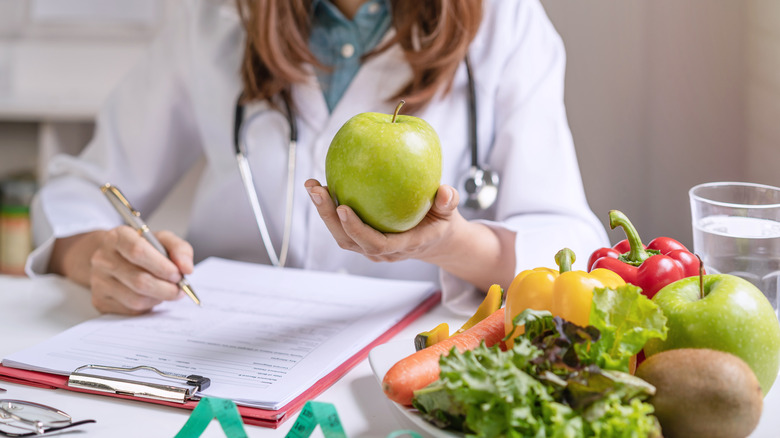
49, 231, 105, 287
419, 214, 471, 266
424, 219, 516, 291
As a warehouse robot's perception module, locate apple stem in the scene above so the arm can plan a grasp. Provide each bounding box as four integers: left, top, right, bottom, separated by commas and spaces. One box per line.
391, 100, 405, 123
696, 254, 704, 299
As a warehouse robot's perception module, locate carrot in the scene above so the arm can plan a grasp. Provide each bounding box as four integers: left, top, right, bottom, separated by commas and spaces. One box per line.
382, 307, 506, 406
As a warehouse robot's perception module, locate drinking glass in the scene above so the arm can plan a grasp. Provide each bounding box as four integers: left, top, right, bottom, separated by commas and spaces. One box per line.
689, 181, 780, 319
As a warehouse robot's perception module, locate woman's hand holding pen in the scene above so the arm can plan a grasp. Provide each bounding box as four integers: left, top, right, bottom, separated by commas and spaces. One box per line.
90, 227, 195, 314
304, 179, 516, 292
50, 227, 194, 315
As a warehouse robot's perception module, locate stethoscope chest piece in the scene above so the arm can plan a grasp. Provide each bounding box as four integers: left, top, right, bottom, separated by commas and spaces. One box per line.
463, 165, 499, 211
462, 54, 499, 211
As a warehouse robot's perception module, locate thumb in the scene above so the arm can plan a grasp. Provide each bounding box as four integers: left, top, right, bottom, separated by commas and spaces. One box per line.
431, 185, 459, 216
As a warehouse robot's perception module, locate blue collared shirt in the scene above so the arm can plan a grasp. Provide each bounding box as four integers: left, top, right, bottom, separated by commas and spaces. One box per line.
309, 0, 391, 112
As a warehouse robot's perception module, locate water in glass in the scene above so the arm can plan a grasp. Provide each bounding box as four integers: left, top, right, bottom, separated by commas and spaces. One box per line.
693, 215, 780, 317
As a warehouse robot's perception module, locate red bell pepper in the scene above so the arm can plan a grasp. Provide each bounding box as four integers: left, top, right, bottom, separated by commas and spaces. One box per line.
587, 210, 701, 299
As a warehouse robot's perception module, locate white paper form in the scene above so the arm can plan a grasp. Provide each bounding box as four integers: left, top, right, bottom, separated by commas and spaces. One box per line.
2, 257, 436, 410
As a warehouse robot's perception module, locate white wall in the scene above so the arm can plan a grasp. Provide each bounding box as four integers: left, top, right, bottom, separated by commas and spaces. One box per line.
0, 0, 164, 175
543, 0, 747, 249
747, 0, 780, 188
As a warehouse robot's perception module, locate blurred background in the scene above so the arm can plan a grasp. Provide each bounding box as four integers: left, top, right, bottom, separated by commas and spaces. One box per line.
544, 0, 778, 252
0, 0, 777, 274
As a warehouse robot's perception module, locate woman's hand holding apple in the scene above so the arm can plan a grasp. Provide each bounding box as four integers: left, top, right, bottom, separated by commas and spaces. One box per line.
304, 179, 515, 292
305, 179, 459, 262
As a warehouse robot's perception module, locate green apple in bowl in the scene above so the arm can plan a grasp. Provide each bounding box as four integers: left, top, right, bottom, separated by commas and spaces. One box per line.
644, 274, 780, 395
325, 101, 442, 233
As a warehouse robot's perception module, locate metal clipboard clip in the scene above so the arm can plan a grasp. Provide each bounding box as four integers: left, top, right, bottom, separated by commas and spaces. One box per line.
67, 364, 211, 404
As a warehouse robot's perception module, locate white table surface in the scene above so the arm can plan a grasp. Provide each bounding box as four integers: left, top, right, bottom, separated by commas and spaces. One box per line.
1, 274, 778, 437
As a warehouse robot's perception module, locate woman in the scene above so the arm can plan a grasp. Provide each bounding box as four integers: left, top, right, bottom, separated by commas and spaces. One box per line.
26, 0, 608, 315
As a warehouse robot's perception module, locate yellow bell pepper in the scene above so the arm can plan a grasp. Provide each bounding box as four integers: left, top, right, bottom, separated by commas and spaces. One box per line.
504, 248, 625, 348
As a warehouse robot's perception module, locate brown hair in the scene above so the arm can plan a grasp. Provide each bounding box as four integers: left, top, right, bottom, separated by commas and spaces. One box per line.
236, 0, 483, 113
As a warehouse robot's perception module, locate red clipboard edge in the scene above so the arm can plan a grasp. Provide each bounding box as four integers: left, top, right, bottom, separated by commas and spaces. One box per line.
0, 289, 441, 429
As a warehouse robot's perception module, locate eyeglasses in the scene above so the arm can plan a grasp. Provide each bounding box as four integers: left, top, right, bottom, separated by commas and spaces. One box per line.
0, 399, 95, 437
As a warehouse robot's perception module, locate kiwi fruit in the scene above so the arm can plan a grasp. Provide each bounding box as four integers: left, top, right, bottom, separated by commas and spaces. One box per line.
636, 348, 763, 438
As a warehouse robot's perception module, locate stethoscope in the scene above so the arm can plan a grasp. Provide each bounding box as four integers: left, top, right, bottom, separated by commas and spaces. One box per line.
233, 56, 498, 267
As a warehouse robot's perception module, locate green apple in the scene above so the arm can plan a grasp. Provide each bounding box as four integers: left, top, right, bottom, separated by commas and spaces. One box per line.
644, 274, 780, 395
325, 102, 442, 233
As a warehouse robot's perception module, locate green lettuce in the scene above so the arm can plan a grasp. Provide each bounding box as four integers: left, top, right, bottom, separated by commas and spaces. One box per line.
412, 284, 667, 437
583, 394, 659, 438
413, 338, 660, 437
413, 340, 585, 437
583, 285, 668, 372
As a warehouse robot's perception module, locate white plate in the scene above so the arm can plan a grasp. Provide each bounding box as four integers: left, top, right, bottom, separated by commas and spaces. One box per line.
368, 340, 460, 437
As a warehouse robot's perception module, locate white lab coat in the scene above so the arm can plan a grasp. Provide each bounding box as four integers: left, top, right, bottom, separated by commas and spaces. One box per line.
26, 0, 608, 314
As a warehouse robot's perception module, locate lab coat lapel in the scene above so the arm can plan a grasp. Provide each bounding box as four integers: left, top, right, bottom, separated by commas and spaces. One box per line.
290, 69, 329, 136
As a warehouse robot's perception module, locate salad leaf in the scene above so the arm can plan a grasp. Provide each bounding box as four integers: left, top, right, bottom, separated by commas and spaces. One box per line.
583, 285, 668, 372
564, 369, 655, 412
584, 395, 661, 438
509, 309, 601, 378
413, 336, 659, 437
528, 316, 600, 377
412, 284, 667, 437
413, 340, 585, 437
510, 308, 555, 341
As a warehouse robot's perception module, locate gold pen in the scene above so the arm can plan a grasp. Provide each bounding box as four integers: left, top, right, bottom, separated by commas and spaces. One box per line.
101, 183, 201, 306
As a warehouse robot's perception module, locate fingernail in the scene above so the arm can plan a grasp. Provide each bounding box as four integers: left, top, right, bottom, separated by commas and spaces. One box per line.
443, 187, 453, 207
337, 208, 347, 222
308, 188, 322, 205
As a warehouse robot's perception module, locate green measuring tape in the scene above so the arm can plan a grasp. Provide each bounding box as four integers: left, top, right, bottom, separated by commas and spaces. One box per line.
284, 402, 422, 438
285, 401, 346, 438
174, 397, 248, 438
174, 398, 422, 438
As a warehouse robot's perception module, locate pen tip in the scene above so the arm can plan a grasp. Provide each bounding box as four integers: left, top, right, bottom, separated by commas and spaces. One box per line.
180, 283, 201, 306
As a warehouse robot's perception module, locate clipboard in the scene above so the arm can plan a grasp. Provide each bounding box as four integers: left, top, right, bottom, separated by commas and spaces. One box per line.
0, 290, 440, 429
67, 364, 211, 403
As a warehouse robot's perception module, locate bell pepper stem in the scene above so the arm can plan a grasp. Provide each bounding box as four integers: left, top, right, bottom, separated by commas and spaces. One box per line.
555, 248, 575, 274
608, 210, 652, 265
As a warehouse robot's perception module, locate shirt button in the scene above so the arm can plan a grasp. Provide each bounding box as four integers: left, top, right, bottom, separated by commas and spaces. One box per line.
340, 43, 355, 58
367, 2, 380, 14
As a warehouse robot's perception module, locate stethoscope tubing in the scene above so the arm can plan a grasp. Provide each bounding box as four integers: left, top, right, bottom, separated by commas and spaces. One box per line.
233, 93, 298, 267
464, 55, 479, 170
